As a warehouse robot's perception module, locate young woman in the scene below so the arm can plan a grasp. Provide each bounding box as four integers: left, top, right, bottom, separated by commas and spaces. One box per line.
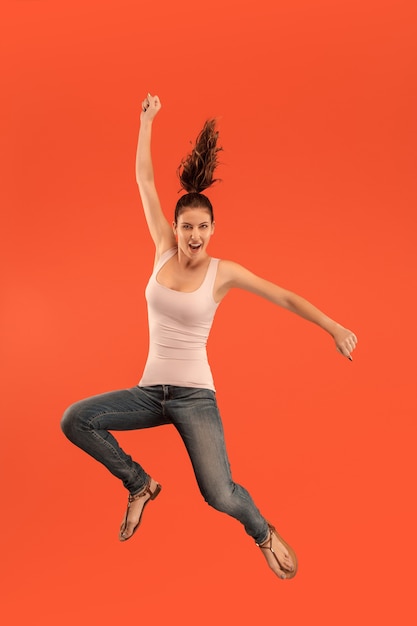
61, 93, 357, 581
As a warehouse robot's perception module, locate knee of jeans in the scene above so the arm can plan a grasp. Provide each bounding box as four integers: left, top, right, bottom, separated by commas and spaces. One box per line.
203, 484, 235, 513
60, 403, 86, 440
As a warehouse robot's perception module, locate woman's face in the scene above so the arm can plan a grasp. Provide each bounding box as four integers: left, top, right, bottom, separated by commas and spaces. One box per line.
173, 207, 215, 258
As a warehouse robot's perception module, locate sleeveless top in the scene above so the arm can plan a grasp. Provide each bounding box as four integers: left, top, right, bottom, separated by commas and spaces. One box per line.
139, 247, 220, 391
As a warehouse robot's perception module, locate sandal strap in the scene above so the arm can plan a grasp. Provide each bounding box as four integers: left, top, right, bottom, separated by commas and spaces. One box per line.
128, 481, 152, 503
256, 524, 275, 549
257, 524, 296, 577
128, 479, 161, 504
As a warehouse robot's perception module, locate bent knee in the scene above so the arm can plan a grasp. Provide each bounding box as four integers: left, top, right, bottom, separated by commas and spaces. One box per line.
203, 485, 235, 513
60, 403, 85, 439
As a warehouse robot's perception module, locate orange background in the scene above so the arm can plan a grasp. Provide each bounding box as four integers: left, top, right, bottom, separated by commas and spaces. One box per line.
1, 1, 416, 624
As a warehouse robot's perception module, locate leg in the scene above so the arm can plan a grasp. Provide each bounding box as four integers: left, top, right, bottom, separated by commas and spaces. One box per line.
61, 386, 168, 494
166, 387, 268, 542
166, 386, 296, 578
61, 386, 168, 540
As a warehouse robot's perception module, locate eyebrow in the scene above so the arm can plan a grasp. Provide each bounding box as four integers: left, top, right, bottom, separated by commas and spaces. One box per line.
181, 221, 209, 226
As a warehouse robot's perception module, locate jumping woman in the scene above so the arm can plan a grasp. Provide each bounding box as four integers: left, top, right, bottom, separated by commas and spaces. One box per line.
61, 93, 357, 580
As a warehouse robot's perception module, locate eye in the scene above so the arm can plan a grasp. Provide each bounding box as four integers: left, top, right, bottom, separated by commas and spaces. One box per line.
200, 224, 209, 229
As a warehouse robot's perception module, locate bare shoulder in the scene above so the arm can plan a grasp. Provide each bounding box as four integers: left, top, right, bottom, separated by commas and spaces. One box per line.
216, 259, 238, 285
214, 259, 263, 301
217, 259, 260, 286
215, 259, 289, 304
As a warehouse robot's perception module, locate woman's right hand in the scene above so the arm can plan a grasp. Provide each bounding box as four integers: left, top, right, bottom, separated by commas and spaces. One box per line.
141, 93, 161, 121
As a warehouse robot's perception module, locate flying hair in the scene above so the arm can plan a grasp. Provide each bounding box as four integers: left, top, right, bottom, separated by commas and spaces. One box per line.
177, 119, 222, 193
175, 119, 222, 222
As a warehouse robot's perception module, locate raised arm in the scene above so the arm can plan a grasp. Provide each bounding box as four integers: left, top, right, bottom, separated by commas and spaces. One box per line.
136, 94, 176, 257
216, 260, 358, 360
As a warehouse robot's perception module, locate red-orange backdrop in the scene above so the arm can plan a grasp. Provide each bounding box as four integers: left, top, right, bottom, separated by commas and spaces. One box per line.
1, 1, 416, 624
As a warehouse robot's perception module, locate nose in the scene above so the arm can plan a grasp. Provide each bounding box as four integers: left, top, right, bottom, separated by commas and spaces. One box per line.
190, 227, 200, 240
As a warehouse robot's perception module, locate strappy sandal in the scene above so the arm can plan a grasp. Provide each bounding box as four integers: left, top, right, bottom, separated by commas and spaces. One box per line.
256, 523, 298, 579
119, 479, 162, 542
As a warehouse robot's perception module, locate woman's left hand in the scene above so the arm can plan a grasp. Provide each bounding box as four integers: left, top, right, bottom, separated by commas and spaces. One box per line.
332, 325, 358, 361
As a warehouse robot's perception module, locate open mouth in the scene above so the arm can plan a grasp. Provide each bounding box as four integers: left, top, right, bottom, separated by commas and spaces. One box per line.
189, 243, 202, 252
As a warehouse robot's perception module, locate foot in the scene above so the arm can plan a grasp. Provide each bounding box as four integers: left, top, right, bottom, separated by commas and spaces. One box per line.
119, 478, 161, 542
257, 525, 297, 580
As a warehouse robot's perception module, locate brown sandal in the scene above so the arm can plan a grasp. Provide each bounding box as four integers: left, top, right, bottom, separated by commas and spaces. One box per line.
119, 479, 162, 542
256, 524, 298, 579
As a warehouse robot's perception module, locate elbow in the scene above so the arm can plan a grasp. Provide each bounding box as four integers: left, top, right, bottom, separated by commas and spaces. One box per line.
280, 291, 299, 312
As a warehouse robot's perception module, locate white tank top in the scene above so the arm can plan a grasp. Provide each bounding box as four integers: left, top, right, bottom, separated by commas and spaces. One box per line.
139, 247, 220, 390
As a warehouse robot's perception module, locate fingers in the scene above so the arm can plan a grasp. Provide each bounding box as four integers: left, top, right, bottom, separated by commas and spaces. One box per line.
141, 92, 152, 112
141, 93, 161, 116
348, 332, 358, 347
336, 330, 358, 361
347, 332, 358, 359
337, 346, 353, 361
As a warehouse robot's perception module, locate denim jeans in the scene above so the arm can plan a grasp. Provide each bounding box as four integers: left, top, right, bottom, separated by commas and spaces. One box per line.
61, 385, 269, 544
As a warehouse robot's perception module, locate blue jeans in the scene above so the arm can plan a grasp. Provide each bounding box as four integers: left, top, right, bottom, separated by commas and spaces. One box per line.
61, 385, 269, 544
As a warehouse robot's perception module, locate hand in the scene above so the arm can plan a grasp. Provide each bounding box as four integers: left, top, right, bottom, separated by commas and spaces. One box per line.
332, 325, 358, 361
140, 93, 161, 121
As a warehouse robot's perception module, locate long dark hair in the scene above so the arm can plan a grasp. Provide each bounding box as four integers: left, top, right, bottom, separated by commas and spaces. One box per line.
175, 119, 222, 223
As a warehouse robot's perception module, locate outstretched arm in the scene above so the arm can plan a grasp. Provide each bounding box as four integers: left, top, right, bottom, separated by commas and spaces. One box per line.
217, 261, 358, 360
136, 93, 176, 257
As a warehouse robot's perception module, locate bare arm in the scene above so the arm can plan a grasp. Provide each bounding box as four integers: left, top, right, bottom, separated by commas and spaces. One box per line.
136, 94, 176, 256
217, 260, 358, 360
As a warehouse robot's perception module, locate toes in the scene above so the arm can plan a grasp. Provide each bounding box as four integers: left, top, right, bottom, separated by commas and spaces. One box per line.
119, 509, 137, 540
273, 551, 293, 573
123, 521, 133, 536
270, 531, 296, 574
119, 521, 130, 540
122, 513, 139, 538
119, 496, 148, 540
259, 546, 288, 579
270, 560, 287, 579
283, 558, 294, 572
280, 551, 294, 572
